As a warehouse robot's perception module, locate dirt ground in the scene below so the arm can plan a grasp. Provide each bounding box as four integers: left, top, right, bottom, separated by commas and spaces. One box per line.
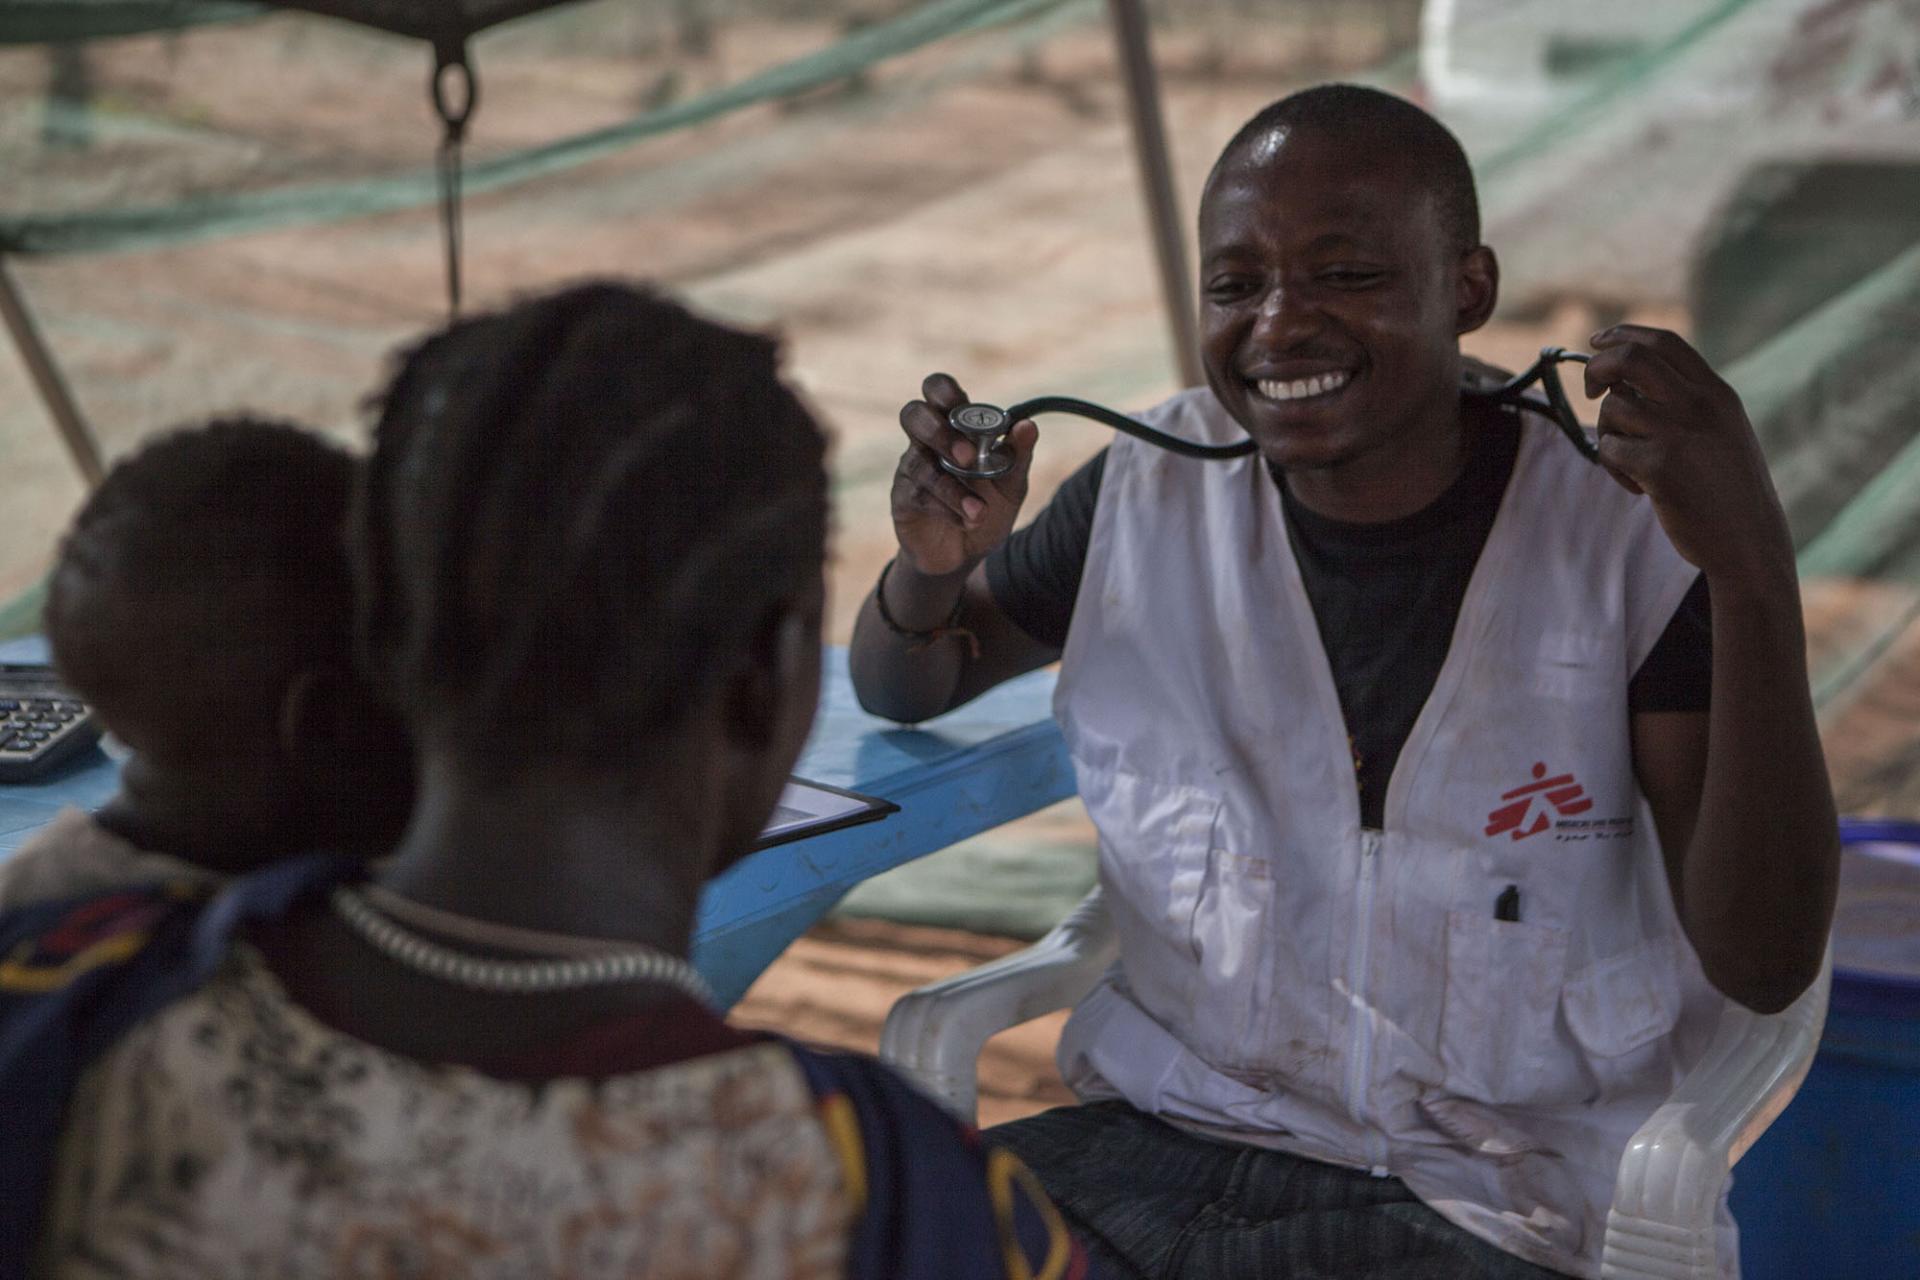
733, 918, 1078, 1129
1, 7, 1913, 1125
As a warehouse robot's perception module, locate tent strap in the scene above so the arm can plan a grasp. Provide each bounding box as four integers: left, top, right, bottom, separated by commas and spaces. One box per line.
1105, 0, 1197, 388
432, 36, 477, 317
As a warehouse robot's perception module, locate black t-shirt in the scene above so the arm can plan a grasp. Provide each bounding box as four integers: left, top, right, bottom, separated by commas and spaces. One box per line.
984, 402, 1713, 829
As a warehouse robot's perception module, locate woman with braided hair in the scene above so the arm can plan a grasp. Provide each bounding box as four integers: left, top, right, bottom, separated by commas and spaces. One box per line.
0, 282, 1099, 1279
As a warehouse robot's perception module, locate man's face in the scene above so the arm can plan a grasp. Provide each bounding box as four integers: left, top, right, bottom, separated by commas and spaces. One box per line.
1199, 128, 1485, 472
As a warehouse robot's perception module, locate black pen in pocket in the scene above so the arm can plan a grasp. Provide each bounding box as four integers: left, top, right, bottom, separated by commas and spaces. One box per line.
1495, 884, 1521, 922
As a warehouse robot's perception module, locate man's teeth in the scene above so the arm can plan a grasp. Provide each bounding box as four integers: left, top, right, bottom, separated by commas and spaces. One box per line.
1255, 371, 1351, 401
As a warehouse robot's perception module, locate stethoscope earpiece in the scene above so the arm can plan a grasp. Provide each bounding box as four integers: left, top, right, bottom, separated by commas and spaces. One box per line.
1480, 347, 1596, 462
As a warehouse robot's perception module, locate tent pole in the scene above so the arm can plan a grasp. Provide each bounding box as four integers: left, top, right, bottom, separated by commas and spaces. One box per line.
1105, 0, 1200, 389
0, 257, 104, 489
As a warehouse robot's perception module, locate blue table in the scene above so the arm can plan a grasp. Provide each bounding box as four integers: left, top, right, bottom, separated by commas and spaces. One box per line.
0, 638, 1074, 1006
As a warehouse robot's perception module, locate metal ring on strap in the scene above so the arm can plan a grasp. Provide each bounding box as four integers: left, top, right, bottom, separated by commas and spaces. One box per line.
430, 38, 478, 316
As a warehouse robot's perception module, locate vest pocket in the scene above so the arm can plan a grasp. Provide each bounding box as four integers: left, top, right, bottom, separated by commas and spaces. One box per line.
1184, 846, 1282, 1074
1529, 630, 1614, 703
1092, 775, 1217, 1030
1090, 774, 1304, 1079
1440, 909, 1572, 1105
1560, 937, 1684, 1099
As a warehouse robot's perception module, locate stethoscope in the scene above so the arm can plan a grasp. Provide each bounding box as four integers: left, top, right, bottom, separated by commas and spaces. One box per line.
939, 346, 1596, 479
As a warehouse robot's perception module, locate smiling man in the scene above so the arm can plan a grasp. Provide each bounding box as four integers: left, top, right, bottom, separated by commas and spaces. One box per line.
848, 85, 1838, 1279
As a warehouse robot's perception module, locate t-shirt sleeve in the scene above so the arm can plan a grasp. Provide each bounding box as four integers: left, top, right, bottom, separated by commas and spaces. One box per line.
1628, 574, 1712, 713
983, 448, 1108, 651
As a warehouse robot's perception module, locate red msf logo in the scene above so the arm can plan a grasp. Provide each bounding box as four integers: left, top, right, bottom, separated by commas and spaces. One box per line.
1485, 762, 1593, 840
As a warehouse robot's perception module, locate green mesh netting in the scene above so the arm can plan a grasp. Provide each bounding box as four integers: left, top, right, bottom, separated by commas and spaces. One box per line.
1742, 242, 1920, 558
1459, 0, 1920, 310
1, 0, 1087, 256
0, 0, 1118, 608
1691, 160, 1920, 368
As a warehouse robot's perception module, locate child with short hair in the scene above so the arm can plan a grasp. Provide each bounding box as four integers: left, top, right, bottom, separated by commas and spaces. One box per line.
0, 418, 413, 908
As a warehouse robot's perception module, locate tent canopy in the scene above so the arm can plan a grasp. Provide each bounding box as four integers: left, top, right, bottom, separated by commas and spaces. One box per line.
1, 1, 581, 45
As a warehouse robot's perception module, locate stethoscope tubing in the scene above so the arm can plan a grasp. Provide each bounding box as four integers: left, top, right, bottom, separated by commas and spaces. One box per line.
936, 347, 1598, 480
1005, 396, 1256, 461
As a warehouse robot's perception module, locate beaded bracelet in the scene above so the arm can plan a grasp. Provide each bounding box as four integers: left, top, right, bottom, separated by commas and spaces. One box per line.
875, 558, 981, 658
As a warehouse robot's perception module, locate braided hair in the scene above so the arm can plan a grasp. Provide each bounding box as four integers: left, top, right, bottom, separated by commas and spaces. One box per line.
356, 281, 830, 764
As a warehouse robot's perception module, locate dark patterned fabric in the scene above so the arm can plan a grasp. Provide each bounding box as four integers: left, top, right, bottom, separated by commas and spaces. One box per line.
992, 1102, 1569, 1280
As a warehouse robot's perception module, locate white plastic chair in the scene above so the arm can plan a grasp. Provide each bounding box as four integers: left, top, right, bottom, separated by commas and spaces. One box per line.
879, 887, 1119, 1120
1600, 947, 1831, 1279
879, 887, 1831, 1280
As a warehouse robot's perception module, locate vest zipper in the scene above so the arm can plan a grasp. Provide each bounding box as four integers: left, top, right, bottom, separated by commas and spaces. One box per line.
1345, 828, 1390, 1175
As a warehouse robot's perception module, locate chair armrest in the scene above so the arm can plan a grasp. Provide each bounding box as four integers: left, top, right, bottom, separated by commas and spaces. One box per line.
1600, 949, 1832, 1280
879, 887, 1116, 1120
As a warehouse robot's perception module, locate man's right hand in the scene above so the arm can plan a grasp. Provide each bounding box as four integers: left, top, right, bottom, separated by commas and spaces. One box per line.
892, 373, 1039, 577
854, 374, 1069, 722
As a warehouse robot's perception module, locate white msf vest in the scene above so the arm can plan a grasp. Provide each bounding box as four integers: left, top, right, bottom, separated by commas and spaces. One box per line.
1053, 389, 1728, 1278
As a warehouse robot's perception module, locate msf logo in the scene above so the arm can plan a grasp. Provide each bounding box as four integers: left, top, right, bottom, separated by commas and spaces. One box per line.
1485, 762, 1593, 840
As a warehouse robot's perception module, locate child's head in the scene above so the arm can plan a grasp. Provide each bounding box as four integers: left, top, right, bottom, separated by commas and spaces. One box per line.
45, 418, 414, 870
358, 282, 829, 871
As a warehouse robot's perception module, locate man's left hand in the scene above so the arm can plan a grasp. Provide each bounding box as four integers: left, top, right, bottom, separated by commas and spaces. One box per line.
1585, 325, 1793, 590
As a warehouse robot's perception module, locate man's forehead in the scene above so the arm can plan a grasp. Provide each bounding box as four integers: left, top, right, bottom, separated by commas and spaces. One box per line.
1202, 149, 1435, 242
1239, 123, 1292, 167
1203, 175, 1412, 240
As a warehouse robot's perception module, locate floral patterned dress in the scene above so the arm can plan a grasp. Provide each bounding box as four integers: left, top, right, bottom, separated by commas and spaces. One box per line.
37, 946, 853, 1279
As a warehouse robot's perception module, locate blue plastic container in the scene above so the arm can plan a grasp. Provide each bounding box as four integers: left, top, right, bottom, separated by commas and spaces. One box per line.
1729, 818, 1920, 1279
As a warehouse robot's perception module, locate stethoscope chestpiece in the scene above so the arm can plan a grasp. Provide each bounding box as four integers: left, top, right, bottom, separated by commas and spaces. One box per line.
941, 403, 1016, 480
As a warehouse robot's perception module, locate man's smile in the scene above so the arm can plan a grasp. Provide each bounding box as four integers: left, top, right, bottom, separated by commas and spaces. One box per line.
1249, 368, 1354, 404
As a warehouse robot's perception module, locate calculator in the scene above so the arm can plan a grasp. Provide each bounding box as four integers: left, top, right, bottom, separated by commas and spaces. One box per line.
0, 664, 102, 783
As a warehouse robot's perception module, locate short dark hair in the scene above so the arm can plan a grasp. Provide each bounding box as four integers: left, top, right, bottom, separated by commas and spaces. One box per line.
1210, 83, 1481, 255
356, 281, 829, 764
46, 419, 358, 746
